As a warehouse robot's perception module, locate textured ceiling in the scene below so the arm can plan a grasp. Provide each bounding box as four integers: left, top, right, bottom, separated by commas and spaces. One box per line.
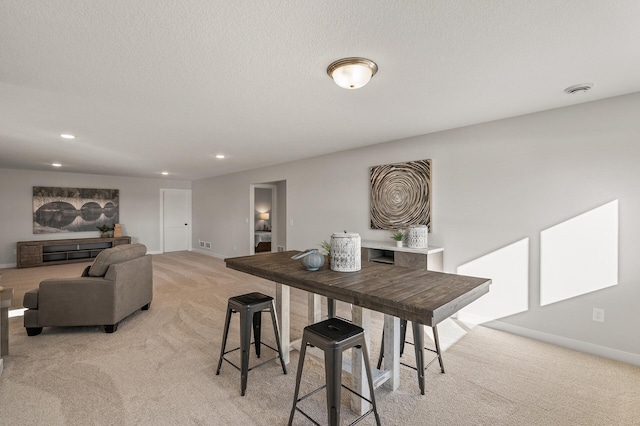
1, 1, 640, 180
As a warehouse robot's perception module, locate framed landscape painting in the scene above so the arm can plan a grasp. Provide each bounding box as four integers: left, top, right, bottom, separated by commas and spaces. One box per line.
33, 186, 119, 234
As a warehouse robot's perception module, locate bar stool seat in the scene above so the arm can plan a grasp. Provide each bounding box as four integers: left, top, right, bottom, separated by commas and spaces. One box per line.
216, 292, 287, 396
289, 317, 381, 426
377, 319, 445, 395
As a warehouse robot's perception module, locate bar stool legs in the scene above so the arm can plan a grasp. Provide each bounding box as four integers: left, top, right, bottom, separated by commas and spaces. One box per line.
253, 310, 262, 358
289, 317, 381, 426
216, 292, 287, 396
327, 297, 336, 319
377, 319, 445, 395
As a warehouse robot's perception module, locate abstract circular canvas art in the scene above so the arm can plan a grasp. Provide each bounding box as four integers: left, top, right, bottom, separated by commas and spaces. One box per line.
370, 159, 431, 231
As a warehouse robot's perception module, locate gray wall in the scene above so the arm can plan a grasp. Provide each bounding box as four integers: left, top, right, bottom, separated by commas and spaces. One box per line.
0, 169, 190, 266
275, 180, 287, 251
192, 92, 640, 365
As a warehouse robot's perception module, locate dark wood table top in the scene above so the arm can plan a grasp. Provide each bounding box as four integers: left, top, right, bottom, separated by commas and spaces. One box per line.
225, 251, 491, 326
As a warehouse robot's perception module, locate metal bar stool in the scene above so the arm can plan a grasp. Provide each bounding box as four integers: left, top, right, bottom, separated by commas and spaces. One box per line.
216, 292, 287, 396
289, 317, 381, 426
376, 319, 444, 395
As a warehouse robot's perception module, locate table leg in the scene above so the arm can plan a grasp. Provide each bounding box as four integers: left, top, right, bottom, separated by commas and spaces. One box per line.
275, 283, 290, 365
0, 287, 12, 357
0, 305, 6, 357
383, 314, 401, 391
308, 293, 322, 324
350, 306, 371, 415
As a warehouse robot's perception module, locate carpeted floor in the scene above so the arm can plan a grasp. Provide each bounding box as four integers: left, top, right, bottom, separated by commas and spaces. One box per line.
1, 251, 639, 425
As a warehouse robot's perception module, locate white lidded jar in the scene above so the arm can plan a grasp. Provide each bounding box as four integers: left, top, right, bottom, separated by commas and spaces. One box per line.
330, 232, 361, 272
407, 225, 428, 249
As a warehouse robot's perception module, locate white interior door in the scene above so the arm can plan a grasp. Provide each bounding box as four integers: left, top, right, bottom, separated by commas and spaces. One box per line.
163, 189, 191, 252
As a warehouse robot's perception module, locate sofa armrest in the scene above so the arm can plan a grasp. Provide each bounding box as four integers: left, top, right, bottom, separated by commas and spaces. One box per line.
105, 255, 153, 321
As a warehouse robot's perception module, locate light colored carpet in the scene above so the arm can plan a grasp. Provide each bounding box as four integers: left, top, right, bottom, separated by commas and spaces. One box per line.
1, 252, 639, 425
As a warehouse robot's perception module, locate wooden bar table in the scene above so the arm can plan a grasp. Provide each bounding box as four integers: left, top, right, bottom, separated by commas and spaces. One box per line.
225, 251, 491, 411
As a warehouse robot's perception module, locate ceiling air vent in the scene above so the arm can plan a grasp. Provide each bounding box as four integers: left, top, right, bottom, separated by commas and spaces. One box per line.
564, 83, 594, 94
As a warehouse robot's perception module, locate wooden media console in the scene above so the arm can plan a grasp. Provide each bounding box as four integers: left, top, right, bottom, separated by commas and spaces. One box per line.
16, 236, 131, 268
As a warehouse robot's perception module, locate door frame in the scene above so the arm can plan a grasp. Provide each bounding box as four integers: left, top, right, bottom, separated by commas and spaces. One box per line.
249, 184, 277, 254
160, 188, 192, 253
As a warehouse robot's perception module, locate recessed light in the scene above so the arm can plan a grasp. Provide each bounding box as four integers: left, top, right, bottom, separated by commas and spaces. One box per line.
161, 171, 169, 175
216, 154, 225, 159
52, 163, 62, 167
60, 134, 76, 139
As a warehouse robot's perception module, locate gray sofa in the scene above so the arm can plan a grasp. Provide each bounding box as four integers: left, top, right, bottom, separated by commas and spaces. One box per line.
23, 243, 153, 335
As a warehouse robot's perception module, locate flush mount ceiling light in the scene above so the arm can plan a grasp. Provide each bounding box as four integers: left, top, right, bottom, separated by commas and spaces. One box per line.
327, 57, 378, 89
60, 134, 76, 139
52, 163, 62, 167
564, 83, 594, 94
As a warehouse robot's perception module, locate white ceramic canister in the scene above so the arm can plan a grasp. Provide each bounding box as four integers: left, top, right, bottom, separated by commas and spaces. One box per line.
330, 232, 361, 272
407, 225, 428, 249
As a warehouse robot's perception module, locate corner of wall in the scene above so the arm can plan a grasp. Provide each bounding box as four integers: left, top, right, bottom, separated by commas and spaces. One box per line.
191, 248, 225, 259
484, 319, 640, 367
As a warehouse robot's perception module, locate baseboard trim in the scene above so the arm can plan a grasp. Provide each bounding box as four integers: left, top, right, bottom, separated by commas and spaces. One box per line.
483, 319, 640, 367
0, 263, 16, 269
0, 358, 3, 377
191, 248, 225, 259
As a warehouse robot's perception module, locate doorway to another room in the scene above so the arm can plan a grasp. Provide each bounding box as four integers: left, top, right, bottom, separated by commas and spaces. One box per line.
250, 181, 285, 255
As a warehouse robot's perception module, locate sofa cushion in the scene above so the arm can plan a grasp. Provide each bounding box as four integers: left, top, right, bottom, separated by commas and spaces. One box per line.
89, 244, 147, 277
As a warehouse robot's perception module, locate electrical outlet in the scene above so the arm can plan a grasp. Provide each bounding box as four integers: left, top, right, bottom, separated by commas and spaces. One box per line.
205, 242, 211, 249
593, 308, 605, 323
199, 240, 205, 248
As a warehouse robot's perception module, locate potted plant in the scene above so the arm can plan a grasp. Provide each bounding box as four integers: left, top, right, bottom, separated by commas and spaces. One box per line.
391, 230, 404, 247
319, 240, 331, 256
319, 240, 331, 267
97, 224, 113, 238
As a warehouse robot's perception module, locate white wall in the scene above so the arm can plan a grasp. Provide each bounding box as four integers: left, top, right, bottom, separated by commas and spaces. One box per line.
0, 169, 191, 266
193, 92, 640, 364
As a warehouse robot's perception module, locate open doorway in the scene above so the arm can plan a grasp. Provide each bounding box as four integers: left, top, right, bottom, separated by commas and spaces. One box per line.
249, 181, 286, 254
